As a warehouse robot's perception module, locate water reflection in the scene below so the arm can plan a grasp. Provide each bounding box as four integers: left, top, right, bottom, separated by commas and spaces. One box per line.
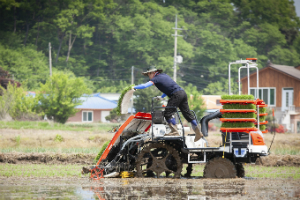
84, 178, 246, 199
1, 178, 300, 199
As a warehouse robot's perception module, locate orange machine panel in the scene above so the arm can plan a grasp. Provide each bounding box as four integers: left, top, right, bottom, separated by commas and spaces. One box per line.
250, 132, 266, 145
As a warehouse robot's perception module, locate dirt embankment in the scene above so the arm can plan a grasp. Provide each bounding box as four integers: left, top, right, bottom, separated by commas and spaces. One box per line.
1, 153, 300, 166
0, 153, 97, 165
256, 154, 300, 167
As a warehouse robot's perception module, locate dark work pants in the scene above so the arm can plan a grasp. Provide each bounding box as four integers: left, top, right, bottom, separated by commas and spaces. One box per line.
164, 90, 195, 122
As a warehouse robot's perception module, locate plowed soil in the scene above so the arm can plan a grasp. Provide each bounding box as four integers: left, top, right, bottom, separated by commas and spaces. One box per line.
0, 153, 96, 165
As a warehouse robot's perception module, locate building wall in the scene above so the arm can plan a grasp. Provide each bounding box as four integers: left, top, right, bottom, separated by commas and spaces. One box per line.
67, 109, 112, 123
241, 67, 300, 107
67, 110, 82, 122
291, 114, 300, 133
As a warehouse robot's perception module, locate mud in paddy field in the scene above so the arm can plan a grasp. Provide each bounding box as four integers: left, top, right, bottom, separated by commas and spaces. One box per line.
1, 152, 300, 166
0, 177, 300, 199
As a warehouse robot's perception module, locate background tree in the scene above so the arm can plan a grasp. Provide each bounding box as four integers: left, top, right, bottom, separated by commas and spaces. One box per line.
184, 83, 206, 121
134, 86, 161, 113
37, 71, 91, 123
0, 83, 40, 120
0, 0, 299, 97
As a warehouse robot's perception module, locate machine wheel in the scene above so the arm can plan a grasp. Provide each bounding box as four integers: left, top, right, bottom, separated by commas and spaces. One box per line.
235, 163, 245, 178
183, 163, 193, 177
135, 143, 182, 178
203, 157, 237, 178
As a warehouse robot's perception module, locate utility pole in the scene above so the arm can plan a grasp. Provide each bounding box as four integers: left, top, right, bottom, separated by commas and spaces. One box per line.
131, 66, 134, 115
172, 15, 183, 82
49, 42, 52, 77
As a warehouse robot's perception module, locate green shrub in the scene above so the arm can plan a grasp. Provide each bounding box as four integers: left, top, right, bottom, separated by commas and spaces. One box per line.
54, 134, 64, 142
0, 83, 42, 120
94, 141, 110, 163
15, 135, 21, 146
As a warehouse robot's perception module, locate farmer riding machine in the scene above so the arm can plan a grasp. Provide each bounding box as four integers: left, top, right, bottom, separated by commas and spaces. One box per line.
83, 58, 269, 179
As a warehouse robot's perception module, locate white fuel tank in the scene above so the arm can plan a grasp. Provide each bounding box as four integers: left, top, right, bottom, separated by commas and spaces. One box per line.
151, 124, 166, 137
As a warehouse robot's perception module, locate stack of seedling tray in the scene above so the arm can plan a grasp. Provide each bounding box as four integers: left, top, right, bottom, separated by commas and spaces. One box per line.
255, 99, 268, 133
219, 95, 268, 133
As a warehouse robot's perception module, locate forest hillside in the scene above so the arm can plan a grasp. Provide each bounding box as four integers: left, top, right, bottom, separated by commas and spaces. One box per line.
0, 0, 299, 94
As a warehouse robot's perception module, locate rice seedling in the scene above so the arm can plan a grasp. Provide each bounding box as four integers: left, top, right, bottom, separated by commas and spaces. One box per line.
223, 104, 256, 109
221, 122, 255, 128
221, 95, 255, 100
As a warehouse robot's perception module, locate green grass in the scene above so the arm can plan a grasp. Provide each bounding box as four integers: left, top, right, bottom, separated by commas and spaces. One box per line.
272, 148, 300, 155
184, 164, 300, 179
0, 163, 82, 178
0, 147, 100, 154
245, 165, 300, 179
1, 163, 299, 179
0, 121, 120, 132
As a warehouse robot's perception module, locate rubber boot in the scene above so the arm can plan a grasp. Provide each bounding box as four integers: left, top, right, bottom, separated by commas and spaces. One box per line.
192, 124, 203, 142
166, 123, 180, 136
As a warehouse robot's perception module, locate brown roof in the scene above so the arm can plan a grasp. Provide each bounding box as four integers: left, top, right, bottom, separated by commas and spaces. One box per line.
268, 64, 300, 80
241, 63, 300, 81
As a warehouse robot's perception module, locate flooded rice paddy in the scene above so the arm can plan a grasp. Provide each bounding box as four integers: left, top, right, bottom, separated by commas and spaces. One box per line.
0, 177, 299, 199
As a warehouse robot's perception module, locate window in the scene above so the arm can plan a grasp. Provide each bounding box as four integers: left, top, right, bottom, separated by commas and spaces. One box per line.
82, 111, 93, 122
250, 88, 276, 106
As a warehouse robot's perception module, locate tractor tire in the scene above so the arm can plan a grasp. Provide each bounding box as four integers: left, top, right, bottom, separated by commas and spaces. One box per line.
183, 163, 193, 177
235, 163, 245, 178
203, 157, 237, 178
135, 143, 182, 178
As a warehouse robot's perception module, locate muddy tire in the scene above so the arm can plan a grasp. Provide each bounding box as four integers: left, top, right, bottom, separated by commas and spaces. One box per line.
183, 163, 193, 177
135, 143, 182, 178
235, 163, 245, 178
203, 157, 237, 178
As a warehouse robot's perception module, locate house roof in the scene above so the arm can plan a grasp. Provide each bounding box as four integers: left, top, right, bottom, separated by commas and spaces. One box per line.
241, 63, 300, 81
77, 93, 136, 113
76, 95, 117, 110
268, 64, 300, 80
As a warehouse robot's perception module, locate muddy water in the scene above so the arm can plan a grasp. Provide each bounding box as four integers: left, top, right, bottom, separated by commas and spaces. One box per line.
0, 177, 299, 199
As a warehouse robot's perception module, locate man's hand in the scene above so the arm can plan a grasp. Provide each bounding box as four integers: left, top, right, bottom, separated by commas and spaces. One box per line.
154, 96, 163, 101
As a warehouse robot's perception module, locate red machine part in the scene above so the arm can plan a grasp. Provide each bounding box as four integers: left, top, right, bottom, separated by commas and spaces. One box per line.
96, 112, 152, 166
220, 127, 258, 132
90, 167, 104, 180
220, 118, 256, 122
220, 109, 256, 113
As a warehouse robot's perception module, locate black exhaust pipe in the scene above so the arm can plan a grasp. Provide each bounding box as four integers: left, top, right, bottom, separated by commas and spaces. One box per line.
200, 110, 222, 137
